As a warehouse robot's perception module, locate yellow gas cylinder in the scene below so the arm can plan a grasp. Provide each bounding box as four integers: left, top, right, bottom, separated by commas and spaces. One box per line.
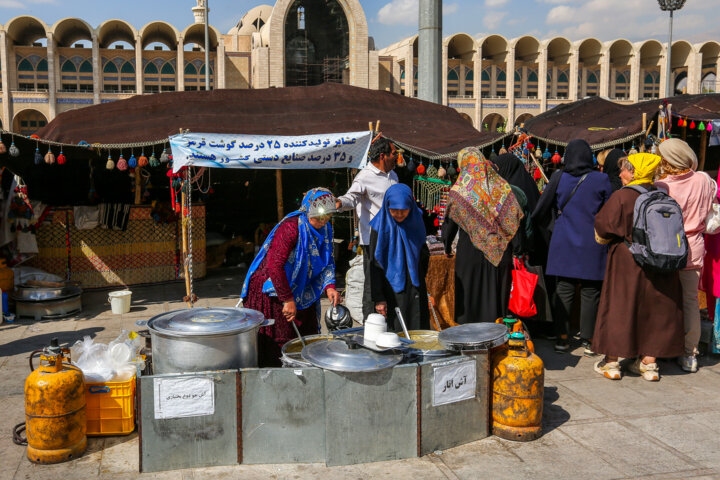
492, 332, 544, 441
494, 317, 535, 353
25, 338, 87, 464
0, 258, 14, 292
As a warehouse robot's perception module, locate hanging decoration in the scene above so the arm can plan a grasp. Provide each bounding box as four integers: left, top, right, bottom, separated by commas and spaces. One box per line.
416, 161, 426, 175
160, 148, 170, 164
413, 175, 451, 217
56, 149, 66, 165
128, 153, 138, 169
437, 165, 447, 178
33, 147, 42, 165
489, 145, 498, 162
707, 122, 713, 132
9, 140, 20, 157
690, 121, 696, 129
551, 150, 562, 164
117, 154, 128, 171
106, 153, 115, 170
498, 144, 507, 155
628, 145, 638, 155
138, 152, 149, 167
446, 162, 457, 178
698, 122, 706, 131
425, 162, 438, 178
44, 148, 55, 165
149, 151, 160, 168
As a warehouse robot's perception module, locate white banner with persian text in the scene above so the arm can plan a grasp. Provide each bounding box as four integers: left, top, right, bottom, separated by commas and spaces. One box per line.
170, 131, 372, 172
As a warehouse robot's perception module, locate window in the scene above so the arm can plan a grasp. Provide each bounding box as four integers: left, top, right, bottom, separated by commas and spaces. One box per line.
121, 62, 135, 74
61, 60, 76, 73
104, 84, 119, 92
79, 60, 92, 73
514, 70, 521, 82
161, 85, 175, 92
121, 84, 135, 92
161, 63, 175, 75
36, 59, 48, 72
18, 59, 33, 71
528, 71, 538, 82
19, 83, 34, 91
79, 84, 93, 92
558, 72, 568, 83
62, 83, 78, 91
616, 72, 628, 84
144, 85, 159, 93
497, 71, 506, 81
447, 69, 459, 81
144, 63, 159, 75
481, 69, 490, 81
185, 63, 197, 75
104, 62, 118, 74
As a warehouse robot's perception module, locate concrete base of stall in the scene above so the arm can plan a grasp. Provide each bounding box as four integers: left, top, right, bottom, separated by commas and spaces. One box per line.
137, 353, 489, 473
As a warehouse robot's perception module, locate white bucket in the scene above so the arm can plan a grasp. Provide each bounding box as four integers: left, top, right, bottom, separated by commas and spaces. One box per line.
108, 290, 132, 314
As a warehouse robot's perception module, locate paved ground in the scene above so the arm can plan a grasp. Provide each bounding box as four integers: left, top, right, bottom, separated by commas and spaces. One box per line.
1, 267, 720, 480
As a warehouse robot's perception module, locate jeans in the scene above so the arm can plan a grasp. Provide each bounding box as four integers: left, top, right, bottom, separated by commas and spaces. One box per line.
678, 268, 701, 356
552, 276, 602, 341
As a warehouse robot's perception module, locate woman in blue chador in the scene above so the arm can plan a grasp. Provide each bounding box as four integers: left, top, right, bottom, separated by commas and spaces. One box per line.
241, 188, 341, 366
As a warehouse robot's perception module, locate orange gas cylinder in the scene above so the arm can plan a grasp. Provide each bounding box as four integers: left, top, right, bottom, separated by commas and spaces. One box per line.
492, 332, 544, 441
0, 258, 14, 292
25, 338, 86, 464
494, 317, 534, 353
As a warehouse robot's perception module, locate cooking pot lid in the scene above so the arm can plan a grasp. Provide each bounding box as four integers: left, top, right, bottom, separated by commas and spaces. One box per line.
438, 323, 508, 350
147, 307, 265, 336
301, 339, 402, 372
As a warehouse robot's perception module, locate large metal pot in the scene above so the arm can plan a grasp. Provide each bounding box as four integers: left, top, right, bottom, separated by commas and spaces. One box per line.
136, 307, 274, 374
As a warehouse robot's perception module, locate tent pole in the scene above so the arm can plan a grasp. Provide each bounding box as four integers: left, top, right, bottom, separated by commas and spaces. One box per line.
134, 168, 142, 205
699, 129, 707, 171
181, 187, 192, 308
276, 170, 284, 222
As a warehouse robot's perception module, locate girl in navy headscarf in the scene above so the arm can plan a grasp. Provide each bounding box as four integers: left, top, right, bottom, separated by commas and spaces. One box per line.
368, 183, 430, 331
241, 187, 341, 366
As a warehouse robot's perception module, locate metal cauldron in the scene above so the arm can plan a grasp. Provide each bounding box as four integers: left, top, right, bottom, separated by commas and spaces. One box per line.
136, 307, 274, 374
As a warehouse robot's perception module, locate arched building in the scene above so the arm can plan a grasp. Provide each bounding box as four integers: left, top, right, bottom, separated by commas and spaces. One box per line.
0, 0, 717, 134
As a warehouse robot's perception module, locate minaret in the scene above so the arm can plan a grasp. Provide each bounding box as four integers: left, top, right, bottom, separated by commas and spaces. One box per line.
192, 0, 208, 24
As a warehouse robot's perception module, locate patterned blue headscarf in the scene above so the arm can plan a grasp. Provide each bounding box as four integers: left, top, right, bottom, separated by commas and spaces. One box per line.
369, 183, 426, 293
241, 188, 335, 309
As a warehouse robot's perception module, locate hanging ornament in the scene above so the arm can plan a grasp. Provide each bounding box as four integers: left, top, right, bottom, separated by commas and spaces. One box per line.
116, 154, 128, 171
34, 148, 42, 165
425, 163, 438, 178
160, 148, 170, 163
8, 141, 20, 157
447, 163, 457, 177
551, 150, 562, 164
707, 122, 714, 132
396, 150, 405, 167
128, 154, 138, 168
0, 139, 6, 154
56, 150, 66, 165
535, 147, 542, 158
489, 149, 498, 162
149, 152, 160, 168
44, 149, 55, 164
628, 145, 638, 155
533, 167, 543, 181
543, 148, 551, 161
690, 121, 696, 129
437, 165, 447, 178
592, 154, 597, 166
138, 152, 149, 167
698, 122, 705, 131
677, 117, 683, 127
406, 156, 416, 173
498, 144, 507, 155
106, 154, 115, 170
416, 161, 426, 175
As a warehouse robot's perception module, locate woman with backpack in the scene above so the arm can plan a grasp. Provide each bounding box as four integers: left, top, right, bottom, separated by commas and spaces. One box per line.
593, 153, 684, 381
655, 138, 715, 373
532, 139, 612, 354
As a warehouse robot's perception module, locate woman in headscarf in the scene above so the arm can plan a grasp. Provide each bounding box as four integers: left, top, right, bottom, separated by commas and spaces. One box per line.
532, 139, 612, 354
369, 183, 430, 331
601, 148, 624, 192
441, 147, 524, 324
655, 138, 715, 373
241, 188, 341, 366
593, 153, 684, 381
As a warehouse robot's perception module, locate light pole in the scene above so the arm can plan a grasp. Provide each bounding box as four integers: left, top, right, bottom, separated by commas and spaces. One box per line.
204, 0, 210, 91
657, 0, 686, 98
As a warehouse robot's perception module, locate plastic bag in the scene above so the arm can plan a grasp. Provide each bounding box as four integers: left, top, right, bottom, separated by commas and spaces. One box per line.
344, 254, 365, 324
508, 257, 538, 318
71, 330, 144, 382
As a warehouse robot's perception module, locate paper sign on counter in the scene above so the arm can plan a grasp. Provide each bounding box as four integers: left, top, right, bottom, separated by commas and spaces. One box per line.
154, 376, 215, 419
432, 360, 477, 406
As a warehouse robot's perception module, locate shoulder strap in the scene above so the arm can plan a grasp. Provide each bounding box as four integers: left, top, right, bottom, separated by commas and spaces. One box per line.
559, 172, 589, 212
622, 184, 650, 194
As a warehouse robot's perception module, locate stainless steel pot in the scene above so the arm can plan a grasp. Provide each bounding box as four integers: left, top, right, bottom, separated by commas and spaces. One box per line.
136, 307, 274, 374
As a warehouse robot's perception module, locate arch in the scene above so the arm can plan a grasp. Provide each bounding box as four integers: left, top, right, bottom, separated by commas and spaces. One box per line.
702, 73, 716, 93
447, 68, 459, 81
481, 113, 506, 133
144, 62, 159, 74
479, 34, 508, 63
103, 61, 118, 73
638, 39, 663, 67
545, 37, 572, 63
97, 19, 137, 48
12, 108, 48, 136
514, 69, 521, 82
233, 5, 273, 35
608, 39, 633, 66
17, 58, 33, 71
674, 71, 688, 94
558, 71, 569, 83
699, 41, 720, 65
577, 38, 602, 66
515, 113, 533, 126
61, 59, 77, 72
587, 71, 598, 83
78, 59, 93, 73
51, 17, 93, 47
615, 72, 628, 84
267, 0, 368, 87
497, 70, 506, 81
120, 61, 135, 74
446, 33, 475, 60
199, 64, 214, 75
184, 63, 198, 75
161, 62, 175, 75
512, 36, 540, 63
36, 58, 48, 71
140, 21, 179, 50
458, 113, 473, 126
182, 23, 221, 49
670, 40, 693, 68
481, 68, 490, 81
528, 70, 538, 82
5, 16, 48, 45
465, 69, 473, 81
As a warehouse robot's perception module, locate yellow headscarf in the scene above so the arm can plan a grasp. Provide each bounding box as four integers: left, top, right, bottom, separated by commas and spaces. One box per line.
627, 153, 661, 186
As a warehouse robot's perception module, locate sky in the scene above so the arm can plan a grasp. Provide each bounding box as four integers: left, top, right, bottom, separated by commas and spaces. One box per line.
0, 0, 715, 50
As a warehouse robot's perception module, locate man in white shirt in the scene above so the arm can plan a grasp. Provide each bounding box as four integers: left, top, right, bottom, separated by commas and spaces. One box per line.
336, 137, 399, 318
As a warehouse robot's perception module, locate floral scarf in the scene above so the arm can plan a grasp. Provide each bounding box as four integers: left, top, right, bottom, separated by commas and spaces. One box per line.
241, 188, 335, 309
447, 147, 523, 266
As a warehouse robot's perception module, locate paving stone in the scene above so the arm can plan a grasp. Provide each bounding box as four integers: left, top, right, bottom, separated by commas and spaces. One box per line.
559, 377, 668, 418
560, 421, 696, 477
543, 382, 606, 427
98, 435, 140, 475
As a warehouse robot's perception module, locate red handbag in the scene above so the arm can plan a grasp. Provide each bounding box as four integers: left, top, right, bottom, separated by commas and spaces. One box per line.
508, 257, 538, 318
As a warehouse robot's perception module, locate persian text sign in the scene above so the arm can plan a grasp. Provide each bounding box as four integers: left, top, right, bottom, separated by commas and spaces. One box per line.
153, 376, 215, 419
170, 131, 372, 172
432, 360, 477, 406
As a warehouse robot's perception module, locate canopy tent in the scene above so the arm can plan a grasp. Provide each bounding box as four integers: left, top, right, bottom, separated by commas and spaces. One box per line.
31, 83, 504, 161
523, 94, 720, 150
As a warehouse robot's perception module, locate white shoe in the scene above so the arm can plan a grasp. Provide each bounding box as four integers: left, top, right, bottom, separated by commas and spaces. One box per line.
629, 358, 660, 381
678, 355, 698, 373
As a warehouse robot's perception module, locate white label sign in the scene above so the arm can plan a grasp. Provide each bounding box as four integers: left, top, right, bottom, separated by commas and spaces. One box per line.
153, 376, 215, 419
432, 360, 477, 406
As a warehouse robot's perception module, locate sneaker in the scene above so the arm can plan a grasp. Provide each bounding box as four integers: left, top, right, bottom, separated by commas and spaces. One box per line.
554, 338, 570, 353
678, 355, 698, 373
582, 340, 599, 357
628, 358, 660, 381
594, 359, 622, 380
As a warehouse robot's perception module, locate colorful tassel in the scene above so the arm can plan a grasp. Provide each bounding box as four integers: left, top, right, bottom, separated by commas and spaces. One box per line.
138, 153, 149, 167
543, 148, 551, 160
149, 152, 160, 167
447, 164, 457, 177
44, 150, 55, 164
160, 149, 170, 163
698, 122, 705, 131
707, 122, 713, 132
416, 162, 426, 175
690, 121, 696, 129
551, 151, 562, 164
106, 154, 115, 170
629, 145, 638, 155
498, 145, 507, 155
437, 166, 447, 178
56, 150, 66, 165
535, 147, 542, 158
116, 155, 128, 171
128, 154, 137, 168
34, 148, 42, 165
8, 142, 19, 157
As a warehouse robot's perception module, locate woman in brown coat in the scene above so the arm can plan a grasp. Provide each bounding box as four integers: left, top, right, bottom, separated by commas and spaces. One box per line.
592, 153, 684, 381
